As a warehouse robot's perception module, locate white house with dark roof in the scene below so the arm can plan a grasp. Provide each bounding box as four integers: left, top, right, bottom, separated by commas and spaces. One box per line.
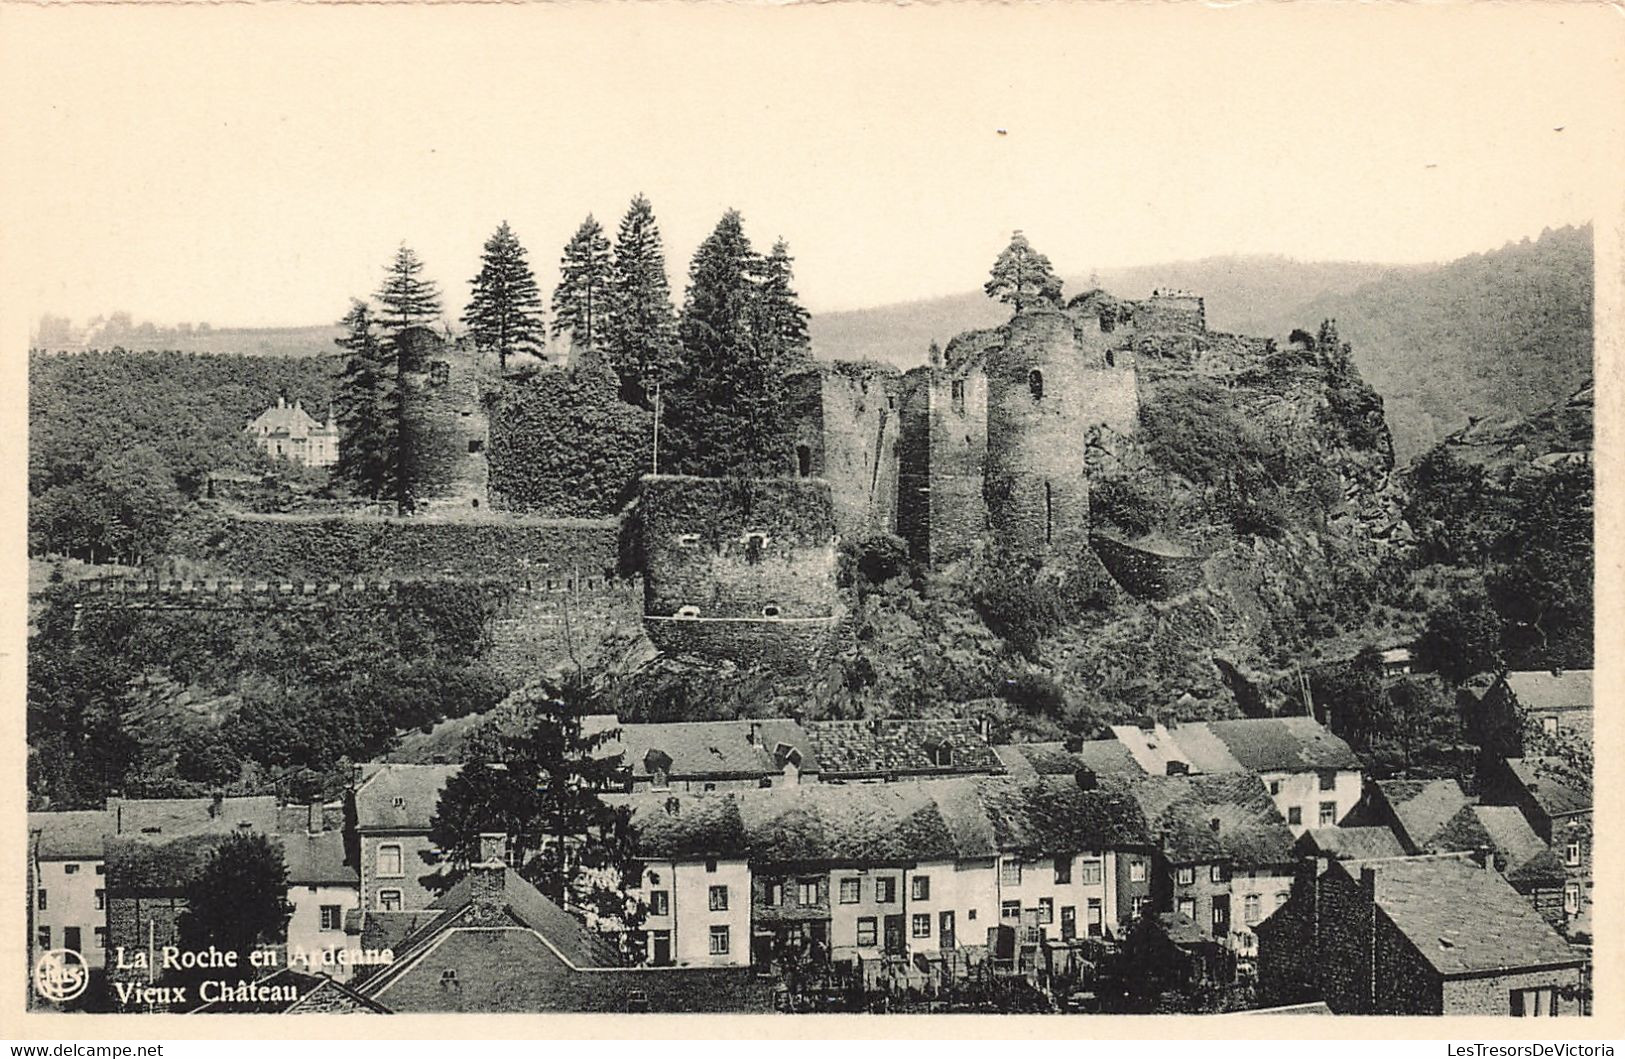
1108, 717, 1363, 835
28, 809, 113, 968
246, 396, 339, 467
351, 763, 463, 912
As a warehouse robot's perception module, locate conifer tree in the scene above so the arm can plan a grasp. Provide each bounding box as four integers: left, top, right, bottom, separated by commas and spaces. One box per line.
333, 299, 396, 501
603, 194, 678, 404
752, 238, 811, 355
427, 675, 642, 929
667, 209, 799, 476
463, 221, 545, 371
552, 215, 613, 354
375, 243, 444, 338
985, 229, 1063, 313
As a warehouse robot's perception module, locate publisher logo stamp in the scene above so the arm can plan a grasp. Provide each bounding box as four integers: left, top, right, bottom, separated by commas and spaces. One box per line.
34, 948, 89, 1003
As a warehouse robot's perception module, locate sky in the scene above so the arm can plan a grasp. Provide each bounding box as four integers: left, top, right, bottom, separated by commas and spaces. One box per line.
2, 3, 1622, 329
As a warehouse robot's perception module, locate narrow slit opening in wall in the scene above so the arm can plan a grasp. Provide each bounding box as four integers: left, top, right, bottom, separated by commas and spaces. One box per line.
1045, 481, 1053, 545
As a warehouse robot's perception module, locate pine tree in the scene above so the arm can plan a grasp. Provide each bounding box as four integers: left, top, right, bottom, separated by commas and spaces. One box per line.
552, 215, 613, 354
603, 194, 678, 404
985, 229, 1063, 313
752, 238, 811, 355
375, 243, 444, 338
427, 675, 642, 930
333, 299, 396, 502
667, 209, 797, 476
463, 221, 545, 371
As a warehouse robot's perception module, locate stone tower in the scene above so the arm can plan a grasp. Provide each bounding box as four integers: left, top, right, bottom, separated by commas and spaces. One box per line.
981, 308, 1137, 558
896, 358, 989, 567
396, 326, 491, 514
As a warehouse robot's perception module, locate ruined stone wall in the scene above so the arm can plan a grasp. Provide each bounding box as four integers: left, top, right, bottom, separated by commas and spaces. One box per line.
485, 582, 646, 685
983, 310, 1137, 559
396, 328, 491, 513
1089, 533, 1205, 600
787, 364, 903, 538
897, 366, 987, 566
1133, 294, 1207, 335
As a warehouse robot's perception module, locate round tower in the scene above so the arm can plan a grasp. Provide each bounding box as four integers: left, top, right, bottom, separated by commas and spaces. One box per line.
982, 309, 1137, 558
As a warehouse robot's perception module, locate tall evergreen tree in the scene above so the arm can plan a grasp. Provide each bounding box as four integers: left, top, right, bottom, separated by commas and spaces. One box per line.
332, 299, 396, 502
375, 243, 444, 338
752, 238, 811, 355
985, 229, 1063, 312
552, 215, 613, 354
427, 676, 642, 930
604, 194, 678, 404
668, 209, 798, 476
463, 221, 546, 371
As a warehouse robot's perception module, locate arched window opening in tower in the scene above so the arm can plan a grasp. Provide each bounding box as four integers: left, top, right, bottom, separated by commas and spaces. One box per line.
1029, 369, 1044, 400
796, 445, 812, 478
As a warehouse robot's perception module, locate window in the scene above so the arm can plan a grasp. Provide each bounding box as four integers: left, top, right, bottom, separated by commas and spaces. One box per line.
65, 927, 81, 953
967, 909, 977, 921
1269, 779, 1282, 796
709, 926, 730, 955
377, 844, 403, 877
1243, 894, 1262, 925
856, 918, 878, 948
1176, 866, 1195, 886
674, 606, 700, 620
93, 927, 106, 950
708, 885, 729, 911
1028, 369, 1044, 399
1000, 860, 1022, 887
1053, 857, 1071, 885
1510, 987, 1557, 1017
875, 877, 897, 903
1210, 864, 1229, 884
932, 743, 954, 768
1129, 860, 1146, 883
95, 864, 105, 876
64, 864, 79, 875
1001, 900, 1021, 921
840, 878, 861, 904
1319, 801, 1338, 827
1275, 890, 1291, 910
1176, 897, 1195, 920
1060, 905, 1077, 939
320, 905, 342, 931
1132, 896, 1148, 919
797, 879, 819, 906
1086, 898, 1103, 937
1212, 895, 1230, 932
1288, 806, 1303, 826
763, 880, 782, 906
761, 604, 782, 619
439, 969, 459, 986
37, 889, 46, 911
912, 876, 931, 901
37, 927, 50, 950
1566, 842, 1582, 867
1319, 770, 1337, 792
1037, 898, 1054, 925
379, 889, 402, 911
912, 914, 931, 939
95, 889, 105, 911
950, 380, 966, 414
1080, 860, 1103, 886
1565, 884, 1581, 915
650, 890, 670, 916
705, 859, 718, 873
467, 439, 484, 454
796, 446, 812, 478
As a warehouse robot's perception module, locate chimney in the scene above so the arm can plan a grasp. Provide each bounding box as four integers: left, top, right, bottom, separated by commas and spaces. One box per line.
748, 721, 762, 746
1063, 736, 1083, 753
1359, 866, 1378, 1012
307, 802, 320, 834
209, 791, 224, 819
978, 716, 991, 742
1208, 817, 1221, 833
277, 395, 286, 409
664, 796, 680, 817
468, 833, 508, 926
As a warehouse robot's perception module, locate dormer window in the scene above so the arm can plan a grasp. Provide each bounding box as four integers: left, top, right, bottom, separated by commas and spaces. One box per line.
761, 603, 782, 619
677, 533, 701, 548
391, 796, 407, 809
675, 605, 700, 619
744, 533, 767, 563
1028, 369, 1044, 399
931, 742, 954, 768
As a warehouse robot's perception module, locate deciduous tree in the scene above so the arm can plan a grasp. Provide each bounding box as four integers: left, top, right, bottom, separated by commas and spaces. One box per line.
176, 832, 294, 966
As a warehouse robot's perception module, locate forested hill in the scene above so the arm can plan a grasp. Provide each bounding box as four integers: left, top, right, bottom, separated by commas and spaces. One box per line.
807, 225, 1593, 463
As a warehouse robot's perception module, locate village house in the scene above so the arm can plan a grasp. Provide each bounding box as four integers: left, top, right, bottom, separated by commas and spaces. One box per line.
1108, 717, 1363, 836
1357, 778, 1473, 854
245, 396, 339, 468
1480, 756, 1592, 939
276, 824, 362, 978
1123, 773, 1297, 961
598, 717, 820, 791
354, 834, 771, 1013
351, 763, 463, 912
802, 717, 1004, 783
1473, 669, 1593, 749
1255, 853, 1585, 1015
28, 810, 113, 971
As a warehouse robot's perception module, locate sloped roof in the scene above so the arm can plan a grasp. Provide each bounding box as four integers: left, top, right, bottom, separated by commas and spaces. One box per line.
992, 740, 1143, 780
1339, 855, 1581, 977
972, 776, 1151, 856
1122, 773, 1295, 868
1426, 805, 1565, 884
1374, 778, 1471, 850
1202, 717, 1362, 772
804, 719, 1001, 777
1505, 757, 1592, 817
620, 791, 749, 860
1297, 825, 1406, 861
29, 809, 112, 859
605, 719, 816, 781
737, 782, 962, 865
277, 831, 357, 887
1503, 670, 1591, 712
109, 796, 280, 838
354, 764, 463, 831
248, 400, 329, 439
1168, 723, 1245, 773
106, 833, 235, 893
191, 968, 389, 1014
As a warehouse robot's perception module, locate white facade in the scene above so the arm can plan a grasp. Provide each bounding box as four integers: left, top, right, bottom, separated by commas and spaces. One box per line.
992, 851, 1119, 942
33, 857, 107, 969
1264, 769, 1362, 836
286, 882, 361, 979
637, 857, 751, 968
